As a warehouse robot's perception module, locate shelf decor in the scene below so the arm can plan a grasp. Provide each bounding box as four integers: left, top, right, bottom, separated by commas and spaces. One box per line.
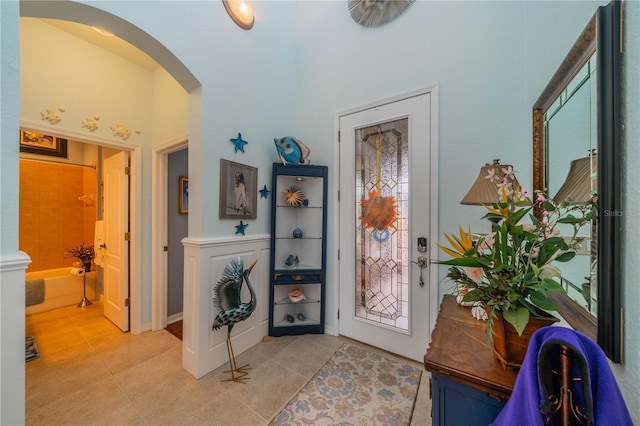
269, 162, 327, 336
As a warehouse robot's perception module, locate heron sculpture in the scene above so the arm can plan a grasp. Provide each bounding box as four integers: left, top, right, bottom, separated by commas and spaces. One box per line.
212, 257, 258, 383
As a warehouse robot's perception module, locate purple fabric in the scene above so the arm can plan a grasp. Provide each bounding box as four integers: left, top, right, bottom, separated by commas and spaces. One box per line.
491, 326, 632, 426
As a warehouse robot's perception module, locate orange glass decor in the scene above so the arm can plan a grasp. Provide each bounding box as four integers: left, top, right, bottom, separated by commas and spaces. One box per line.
359, 189, 397, 232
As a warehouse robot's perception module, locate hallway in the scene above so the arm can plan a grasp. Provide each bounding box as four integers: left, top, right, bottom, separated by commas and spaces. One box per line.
25, 303, 431, 425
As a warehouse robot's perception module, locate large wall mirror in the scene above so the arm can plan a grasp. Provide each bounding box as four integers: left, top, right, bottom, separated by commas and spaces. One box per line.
533, 1, 622, 362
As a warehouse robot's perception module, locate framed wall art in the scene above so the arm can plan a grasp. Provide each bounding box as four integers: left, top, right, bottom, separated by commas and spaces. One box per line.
219, 159, 257, 220
20, 130, 68, 158
179, 176, 189, 215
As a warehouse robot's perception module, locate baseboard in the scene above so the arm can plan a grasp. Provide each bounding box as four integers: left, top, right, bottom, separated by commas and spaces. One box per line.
167, 312, 183, 325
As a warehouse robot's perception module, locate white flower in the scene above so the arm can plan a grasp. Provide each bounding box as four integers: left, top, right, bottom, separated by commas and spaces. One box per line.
485, 168, 498, 181
539, 265, 561, 279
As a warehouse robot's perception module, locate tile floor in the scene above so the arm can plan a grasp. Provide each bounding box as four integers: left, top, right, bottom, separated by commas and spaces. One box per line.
25, 302, 431, 425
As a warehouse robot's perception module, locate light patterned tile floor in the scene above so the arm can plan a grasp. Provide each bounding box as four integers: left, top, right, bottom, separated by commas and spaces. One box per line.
26, 302, 431, 425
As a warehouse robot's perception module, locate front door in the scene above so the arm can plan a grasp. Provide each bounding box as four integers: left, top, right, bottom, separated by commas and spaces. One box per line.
338, 89, 438, 361
103, 151, 130, 332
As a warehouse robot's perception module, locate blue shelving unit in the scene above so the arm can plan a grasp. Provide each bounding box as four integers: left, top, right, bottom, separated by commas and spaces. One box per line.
269, 163, 327, 336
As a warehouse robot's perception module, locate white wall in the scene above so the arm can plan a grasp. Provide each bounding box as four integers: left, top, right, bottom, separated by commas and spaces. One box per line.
291, 0, 605, 335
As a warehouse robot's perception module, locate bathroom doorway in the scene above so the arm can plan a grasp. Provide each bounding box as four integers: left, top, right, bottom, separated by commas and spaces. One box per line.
20, 136, 133, 331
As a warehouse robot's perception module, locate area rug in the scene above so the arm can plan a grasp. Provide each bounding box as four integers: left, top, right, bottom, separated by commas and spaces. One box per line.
25, 336, 40, 362
270, 343, 422, 426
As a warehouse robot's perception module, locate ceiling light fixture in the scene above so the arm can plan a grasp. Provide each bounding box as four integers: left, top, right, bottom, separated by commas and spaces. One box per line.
223, 0, 254, 30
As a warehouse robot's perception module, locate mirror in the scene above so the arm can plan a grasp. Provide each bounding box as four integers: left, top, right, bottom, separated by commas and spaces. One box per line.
533, 1, 622, 362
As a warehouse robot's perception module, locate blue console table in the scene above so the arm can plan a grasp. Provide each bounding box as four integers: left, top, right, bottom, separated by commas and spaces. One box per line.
424, 295, 518, 425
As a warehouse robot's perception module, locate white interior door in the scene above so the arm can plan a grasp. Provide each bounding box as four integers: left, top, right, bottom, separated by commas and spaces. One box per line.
338, 90, 438, 361
103, 151, 130, 332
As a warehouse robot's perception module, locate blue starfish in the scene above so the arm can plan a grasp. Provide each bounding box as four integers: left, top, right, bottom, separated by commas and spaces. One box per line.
229, 133, 248, 153
259, 185, 270, 199
235, 220, 249, 235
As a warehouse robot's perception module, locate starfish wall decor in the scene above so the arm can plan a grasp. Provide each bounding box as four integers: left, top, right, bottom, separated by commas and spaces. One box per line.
230, 133, 248, 153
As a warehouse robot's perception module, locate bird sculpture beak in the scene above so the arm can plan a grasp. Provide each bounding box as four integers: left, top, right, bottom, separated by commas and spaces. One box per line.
247, 259, 258, 271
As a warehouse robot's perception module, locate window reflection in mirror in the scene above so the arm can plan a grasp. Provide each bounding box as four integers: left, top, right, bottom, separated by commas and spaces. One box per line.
545, 55, 598, 318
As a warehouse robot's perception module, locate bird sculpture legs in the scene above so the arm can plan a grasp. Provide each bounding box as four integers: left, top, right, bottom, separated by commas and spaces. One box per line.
222, 333, 251, 383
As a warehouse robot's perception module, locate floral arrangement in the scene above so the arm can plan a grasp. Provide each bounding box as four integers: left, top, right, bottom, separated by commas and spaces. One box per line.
64, 242, 95, 263
438, 166, 594, 340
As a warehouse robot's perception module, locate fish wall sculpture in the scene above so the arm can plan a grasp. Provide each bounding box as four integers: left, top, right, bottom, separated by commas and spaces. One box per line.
274, 136, 310, 165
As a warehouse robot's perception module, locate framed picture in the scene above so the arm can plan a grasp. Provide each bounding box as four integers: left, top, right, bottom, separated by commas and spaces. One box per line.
219, 159, 257, 219
179, 176, 189, 215
20, 130, 68, 158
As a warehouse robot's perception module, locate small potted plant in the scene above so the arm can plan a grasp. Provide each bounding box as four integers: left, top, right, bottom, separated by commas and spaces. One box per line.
438, 167, 593, 368
65, 242, 95, 272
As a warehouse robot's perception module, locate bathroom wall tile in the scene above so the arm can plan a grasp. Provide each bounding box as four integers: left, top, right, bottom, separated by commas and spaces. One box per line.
20, 160, 99, 271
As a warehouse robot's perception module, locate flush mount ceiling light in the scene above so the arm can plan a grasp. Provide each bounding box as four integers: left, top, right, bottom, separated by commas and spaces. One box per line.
223, 0, 255, 30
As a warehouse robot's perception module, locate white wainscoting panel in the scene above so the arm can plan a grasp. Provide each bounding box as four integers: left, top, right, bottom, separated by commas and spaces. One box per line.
181, 236, 270, 378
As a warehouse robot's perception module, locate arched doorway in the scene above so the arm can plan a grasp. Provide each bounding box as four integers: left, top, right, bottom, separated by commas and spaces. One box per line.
4, 2, 203, 423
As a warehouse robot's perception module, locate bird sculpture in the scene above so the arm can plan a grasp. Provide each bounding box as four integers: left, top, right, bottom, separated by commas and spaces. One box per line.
212, 257, 258, 383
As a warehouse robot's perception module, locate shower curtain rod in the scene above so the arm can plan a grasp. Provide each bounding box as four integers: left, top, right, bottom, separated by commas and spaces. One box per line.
21, 157, 96, 169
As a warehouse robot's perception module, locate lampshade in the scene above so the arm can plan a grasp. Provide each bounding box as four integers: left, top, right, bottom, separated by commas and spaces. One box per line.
553, 155, 597, 205
460, 160, 523, 205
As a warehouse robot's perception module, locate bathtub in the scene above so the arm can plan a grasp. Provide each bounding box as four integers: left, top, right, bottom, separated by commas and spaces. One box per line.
25, 267, 96, 315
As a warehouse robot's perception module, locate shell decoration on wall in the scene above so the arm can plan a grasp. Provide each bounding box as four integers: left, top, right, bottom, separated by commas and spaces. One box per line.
348, 0, 415, 27
111, 123, 131, 140
282, 186, 308, 207
81, 117, 99, 132
40, 108, 62, 124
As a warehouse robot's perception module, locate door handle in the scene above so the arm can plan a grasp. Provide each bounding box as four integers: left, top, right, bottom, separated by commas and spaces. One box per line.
412, 256, 428, 287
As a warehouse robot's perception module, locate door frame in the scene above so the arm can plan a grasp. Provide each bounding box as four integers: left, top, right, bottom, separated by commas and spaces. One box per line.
151, 136, 188, 331
19, 120, 143, 334
332, 85, 440, 343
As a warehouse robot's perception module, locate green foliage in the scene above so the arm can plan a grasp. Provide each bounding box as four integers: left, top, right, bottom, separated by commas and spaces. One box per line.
438, 174, 594, 341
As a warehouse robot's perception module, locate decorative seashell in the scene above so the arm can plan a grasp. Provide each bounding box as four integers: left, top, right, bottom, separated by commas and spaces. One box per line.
285, 314, 295, 323
40, 109, 61, 124
81, 118, 99, 132
292, 227, 303, 238
283, 186, 305, 206
288, 288, 306, 303
111, 123, 131, 140
297, 313, 306, 321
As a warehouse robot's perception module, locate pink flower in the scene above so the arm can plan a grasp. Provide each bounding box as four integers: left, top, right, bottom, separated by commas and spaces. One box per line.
502, 165, 516, 179
465, 267, 484, 284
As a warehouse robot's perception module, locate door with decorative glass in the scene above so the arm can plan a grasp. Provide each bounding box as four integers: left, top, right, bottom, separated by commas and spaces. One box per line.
338, 89, 438, 362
